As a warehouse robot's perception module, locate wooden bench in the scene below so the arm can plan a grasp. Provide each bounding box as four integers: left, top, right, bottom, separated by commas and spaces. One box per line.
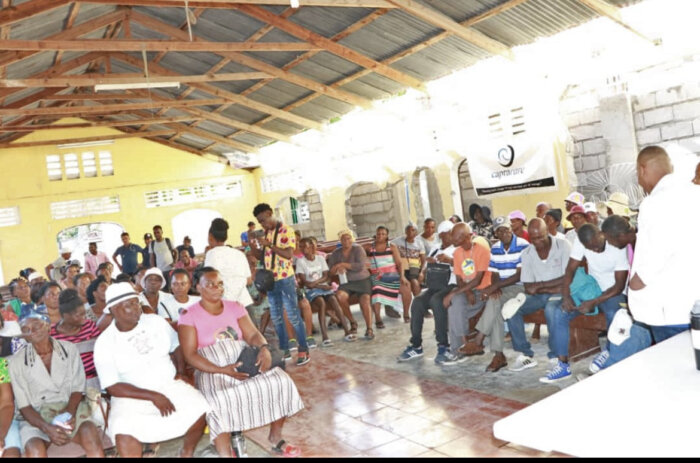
523, 309, 607, 361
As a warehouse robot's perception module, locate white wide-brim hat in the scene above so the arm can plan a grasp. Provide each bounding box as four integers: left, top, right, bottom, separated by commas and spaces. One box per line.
104, 282, 140, 311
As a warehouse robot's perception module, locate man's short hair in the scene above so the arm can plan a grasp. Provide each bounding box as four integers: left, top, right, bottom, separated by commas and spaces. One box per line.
545, 208, 562, 224
121, 232, 129, 238
114, 273, 133, 284
89, 241, 97, 246
153, 225, 163, 231
424, 218, 436, 224
577, 223, 599, 245
601, 214, 632, 238
247, 221, 255, 227
252, 203, 272, 217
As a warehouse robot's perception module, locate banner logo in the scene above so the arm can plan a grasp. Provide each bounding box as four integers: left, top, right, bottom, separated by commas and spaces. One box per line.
497, 145, 515, 168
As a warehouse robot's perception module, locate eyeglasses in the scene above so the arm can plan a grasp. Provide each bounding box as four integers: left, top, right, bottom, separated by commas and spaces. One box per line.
202, 281, 225, 289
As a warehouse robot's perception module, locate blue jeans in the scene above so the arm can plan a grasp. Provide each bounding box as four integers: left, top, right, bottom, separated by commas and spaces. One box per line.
606, 323, 689, 369
550, 293, 626, 358
267, 276, 309, 353
507, 293, 561, 358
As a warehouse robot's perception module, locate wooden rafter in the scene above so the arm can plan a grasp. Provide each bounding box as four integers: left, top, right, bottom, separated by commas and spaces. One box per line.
152, 7, 207, 65
113, 51, 324, 130
0, 0, 72, 28
576, 0, 657, 44
0, 129, 176, 149
0, 72, 269, 88
234, 4, 426, 91
0, 9, 128, 69
127, 89, 288, 143
0, 98, 238, 116
386, 0, 514, 59
83, 0, 396, 7
111, 123, 208, 157
0, 0, 11, 84
234, 0, 529, 138
1, 39, 323, 52
54, 2, 82, 66
130, 11, 372, 109
0, 116, 200, 131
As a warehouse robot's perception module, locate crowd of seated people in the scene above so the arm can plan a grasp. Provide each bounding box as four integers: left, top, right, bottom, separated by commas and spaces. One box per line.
0, 148, 697, 458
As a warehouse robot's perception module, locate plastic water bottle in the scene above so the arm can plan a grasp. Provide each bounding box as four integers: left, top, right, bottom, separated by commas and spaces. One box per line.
691, 301, 700, 370
338, 271, 348, 285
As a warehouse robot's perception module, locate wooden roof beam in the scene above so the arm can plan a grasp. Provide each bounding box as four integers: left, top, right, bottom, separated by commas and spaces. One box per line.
130, 11, 372, 109
0, 129, 176, 149
1, 39, 323, 52
576, 0, 658, 44
113, 51, 323, 130
84, 0, 396, 8
105, 121, 209, 157
0, 116, 200, 131
386, 0, 514, 60
0, 0, 72, 28
0, 98, 238, 116
0, 72, 269, 88
234, 4, 426, 91
54, 2, 82, 66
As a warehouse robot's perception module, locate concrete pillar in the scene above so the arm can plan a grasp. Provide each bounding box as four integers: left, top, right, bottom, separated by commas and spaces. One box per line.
599, 94, 638, 165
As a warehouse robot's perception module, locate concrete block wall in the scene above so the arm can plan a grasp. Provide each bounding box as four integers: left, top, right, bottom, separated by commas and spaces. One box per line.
293, 190, 325, 241
346, 182, 399, 238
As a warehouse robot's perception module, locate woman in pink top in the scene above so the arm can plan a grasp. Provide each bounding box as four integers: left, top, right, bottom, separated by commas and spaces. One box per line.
177, 267, 304, 458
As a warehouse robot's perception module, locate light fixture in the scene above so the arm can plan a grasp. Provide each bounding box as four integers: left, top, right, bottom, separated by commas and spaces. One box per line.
94, 82, 180, 91
57, 140, 115, 149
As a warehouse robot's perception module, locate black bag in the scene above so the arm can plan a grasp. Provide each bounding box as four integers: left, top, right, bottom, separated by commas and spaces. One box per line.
254, 224, 279, 293
236, 345, 286, 378
425, 263, 451, 290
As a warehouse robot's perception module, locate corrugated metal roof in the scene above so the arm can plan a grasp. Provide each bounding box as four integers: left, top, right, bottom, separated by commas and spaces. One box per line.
0, 0, 645, 157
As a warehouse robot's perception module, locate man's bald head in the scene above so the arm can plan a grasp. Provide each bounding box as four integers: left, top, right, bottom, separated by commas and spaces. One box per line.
528, 217, 550, 252
451, 222, 472, 248
637, 146, 673, 194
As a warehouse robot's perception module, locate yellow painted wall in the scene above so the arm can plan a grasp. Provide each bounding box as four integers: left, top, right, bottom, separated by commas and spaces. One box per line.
0, 118, 258, 283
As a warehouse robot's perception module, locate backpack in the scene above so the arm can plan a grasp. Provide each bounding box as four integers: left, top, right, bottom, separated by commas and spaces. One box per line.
150, 237, 175, 267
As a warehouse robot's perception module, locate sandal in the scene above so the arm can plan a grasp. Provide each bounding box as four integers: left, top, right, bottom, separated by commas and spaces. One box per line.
344, 333, 357, 342
349, 320, 358, 333
364, 329, 375, 341
271, 440, 301, 458
376, 320, 385, 329
321, 338, 334, 347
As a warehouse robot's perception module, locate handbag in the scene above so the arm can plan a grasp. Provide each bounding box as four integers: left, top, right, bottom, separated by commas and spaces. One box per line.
236, 344, 286, 378
425, 262, 451, 290
254, 224, 280, 293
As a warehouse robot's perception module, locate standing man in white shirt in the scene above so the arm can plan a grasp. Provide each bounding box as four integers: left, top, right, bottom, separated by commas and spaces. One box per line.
149, 225, 177, 273
610, 147, 700, 364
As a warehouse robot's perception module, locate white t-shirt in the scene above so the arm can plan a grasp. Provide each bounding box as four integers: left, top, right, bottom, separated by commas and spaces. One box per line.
204, 246, 253, 306
295, 255, 328, 284
152, 240, 174, 271
570, 239, 629, 292
158, 293, 201, 323
94, 313, 179, 390
418, 234, 439, 256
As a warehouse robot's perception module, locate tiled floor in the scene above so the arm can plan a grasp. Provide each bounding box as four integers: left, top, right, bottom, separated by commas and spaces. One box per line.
242, 350, 562, 457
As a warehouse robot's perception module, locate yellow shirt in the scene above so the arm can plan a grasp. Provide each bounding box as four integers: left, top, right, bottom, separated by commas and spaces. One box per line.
264, 223, 296, 281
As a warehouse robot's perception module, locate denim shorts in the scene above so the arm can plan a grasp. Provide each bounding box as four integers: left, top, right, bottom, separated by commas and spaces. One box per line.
305, 288, 335, 302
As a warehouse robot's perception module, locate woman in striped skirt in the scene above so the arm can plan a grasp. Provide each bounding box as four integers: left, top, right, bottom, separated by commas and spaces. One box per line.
368, 226, 410, 328
178, 267, 304, 458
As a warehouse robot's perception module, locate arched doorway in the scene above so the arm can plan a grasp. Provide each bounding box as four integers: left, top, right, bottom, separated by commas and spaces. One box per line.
458, 158, 492, 222
171, 209, 222, 255
56, 222, 125, 273
411, 167, 444, 224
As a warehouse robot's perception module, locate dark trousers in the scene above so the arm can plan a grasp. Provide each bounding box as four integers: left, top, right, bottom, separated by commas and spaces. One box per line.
409, 285, 455, 349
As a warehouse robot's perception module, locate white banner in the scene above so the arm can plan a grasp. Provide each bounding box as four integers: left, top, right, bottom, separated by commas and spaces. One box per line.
465, 139, 558, 197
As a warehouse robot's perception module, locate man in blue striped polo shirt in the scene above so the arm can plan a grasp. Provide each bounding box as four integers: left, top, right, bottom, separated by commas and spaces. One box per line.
458, 216, 529, 372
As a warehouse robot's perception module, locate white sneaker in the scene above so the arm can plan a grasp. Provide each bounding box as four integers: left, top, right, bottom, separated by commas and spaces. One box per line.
509, 354, 538, 372
501, 293, 527, 321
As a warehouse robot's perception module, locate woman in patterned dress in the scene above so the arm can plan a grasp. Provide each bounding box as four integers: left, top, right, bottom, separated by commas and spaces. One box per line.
178, 267, 304, 458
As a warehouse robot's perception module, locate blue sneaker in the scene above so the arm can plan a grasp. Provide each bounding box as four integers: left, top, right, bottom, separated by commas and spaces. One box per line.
397, 345, 424, 362
434, 346, 459, 365
539, 360, 571, 383
589, 349, 609, 374
288, 338, 298, 352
